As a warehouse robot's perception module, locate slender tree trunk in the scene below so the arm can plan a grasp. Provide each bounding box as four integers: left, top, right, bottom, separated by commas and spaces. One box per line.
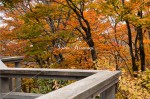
115, 54, 119, 70
148, 31, 150, 65
121, 0, 138, 72
137, 11, 145, 71
137, 27, 145, 71
148, 31, 150, 39
134, 32, 139, 61
86, 34, 97, 70
86, 37, 97, 61
126, 20, 138, 71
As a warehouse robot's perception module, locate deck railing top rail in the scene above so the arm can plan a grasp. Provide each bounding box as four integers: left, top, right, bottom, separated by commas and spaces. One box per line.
0, 68, 109, 80
1, 56, 24, 63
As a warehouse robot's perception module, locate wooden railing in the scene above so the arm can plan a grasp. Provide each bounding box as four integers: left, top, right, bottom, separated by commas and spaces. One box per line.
0, 57, 121, 99
1, 56, 24, 92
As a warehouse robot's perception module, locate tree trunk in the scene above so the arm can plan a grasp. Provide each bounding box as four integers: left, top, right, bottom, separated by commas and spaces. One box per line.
85, 31, 97, 69
137, 11, 145, 71
126, 20, 138, 71
134, 32, 139, 61
148, 31, 150, 39
122, 0, 138, 72
137, 26, 145, 71
86, 38, 97, 61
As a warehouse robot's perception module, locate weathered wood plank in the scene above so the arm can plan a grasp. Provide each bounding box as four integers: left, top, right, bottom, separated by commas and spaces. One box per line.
35, 71, 120, 99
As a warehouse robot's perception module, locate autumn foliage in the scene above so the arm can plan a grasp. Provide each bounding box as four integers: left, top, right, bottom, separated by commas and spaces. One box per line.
0, 0, 150, 98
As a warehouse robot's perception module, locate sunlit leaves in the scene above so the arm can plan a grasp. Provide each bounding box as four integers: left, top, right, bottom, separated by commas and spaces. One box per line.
118, 69, 150, 99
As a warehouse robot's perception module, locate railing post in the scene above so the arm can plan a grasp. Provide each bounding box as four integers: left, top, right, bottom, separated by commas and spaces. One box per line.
0, 77, 10, 93
15, 62, 20, 68
8, 62, 22, 92
14, 62, 21, 92
100, 85, 116, 99
0, 60, 10, 93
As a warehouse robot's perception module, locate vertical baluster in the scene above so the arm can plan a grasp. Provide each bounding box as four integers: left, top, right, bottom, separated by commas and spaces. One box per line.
0, 77, 10, 93
15, 62, 21, 92
100, 85, 115, 99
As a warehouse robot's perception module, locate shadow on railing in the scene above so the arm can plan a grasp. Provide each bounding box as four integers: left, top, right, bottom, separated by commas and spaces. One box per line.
0, 56, 121, 99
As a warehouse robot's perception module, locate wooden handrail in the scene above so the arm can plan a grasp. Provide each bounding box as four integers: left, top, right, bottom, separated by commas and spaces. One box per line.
1, 56, 24, 63
0, 68, 106, 80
